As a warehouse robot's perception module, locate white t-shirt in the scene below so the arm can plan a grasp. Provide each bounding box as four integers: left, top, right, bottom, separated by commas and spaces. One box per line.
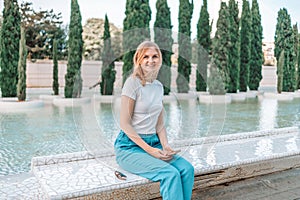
122, 76, 164, 134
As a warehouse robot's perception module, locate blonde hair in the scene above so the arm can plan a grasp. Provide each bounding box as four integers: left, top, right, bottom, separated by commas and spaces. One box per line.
132, 41, 162, 86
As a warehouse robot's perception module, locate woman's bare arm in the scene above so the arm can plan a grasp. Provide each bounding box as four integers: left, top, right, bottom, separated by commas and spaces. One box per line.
120, 95, 171, 160
120, 95, 150, 151
156, 109, 179, 155
156, 110, 169, 147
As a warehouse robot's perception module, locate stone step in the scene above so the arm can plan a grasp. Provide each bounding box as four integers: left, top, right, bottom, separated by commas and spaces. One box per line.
30, 127, 300, 199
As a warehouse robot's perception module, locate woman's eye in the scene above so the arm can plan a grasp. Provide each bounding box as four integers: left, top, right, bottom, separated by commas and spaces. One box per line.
153, 55, 158, 58
143, 56, 149, 59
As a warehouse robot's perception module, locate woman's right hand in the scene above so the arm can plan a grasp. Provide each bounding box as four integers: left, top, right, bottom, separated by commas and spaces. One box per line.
147, 147, 173, 161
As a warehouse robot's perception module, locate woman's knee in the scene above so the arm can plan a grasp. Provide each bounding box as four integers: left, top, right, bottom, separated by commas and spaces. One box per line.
179, 159, 194, 180
175, 158, 194, 175
186, 162, 194, 175
162, 166, 181, 181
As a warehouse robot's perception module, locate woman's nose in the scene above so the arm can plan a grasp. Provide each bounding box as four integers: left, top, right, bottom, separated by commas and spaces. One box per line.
148, 57, 154, 62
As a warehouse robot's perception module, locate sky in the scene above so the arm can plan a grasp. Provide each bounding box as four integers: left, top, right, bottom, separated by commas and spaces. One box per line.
1, 0, 300, 42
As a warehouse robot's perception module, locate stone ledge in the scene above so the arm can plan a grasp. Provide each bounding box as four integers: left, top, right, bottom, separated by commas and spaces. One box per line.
228, 93, 246, 102
293, 91, 300, 98
245, 91, 258, 98
0, 98, 44, 112
163, 94, 177, 102
39, 95, 62, 104
262, 92, 294, 101
30, 127, 300, 199
198, 94, 232, 104
194, 152, 300, 189
92, 94, 117, 103
0, 173, 47, 199
171, 126, 298, 148
53, 97, 91, 106
172, 92, 198, 100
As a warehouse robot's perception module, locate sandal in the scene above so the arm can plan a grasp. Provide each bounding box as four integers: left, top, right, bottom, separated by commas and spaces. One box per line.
115, 170, 127, 180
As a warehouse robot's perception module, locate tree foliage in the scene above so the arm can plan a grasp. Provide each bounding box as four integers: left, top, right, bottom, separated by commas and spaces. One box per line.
64, 0, 83, 98
212, 2, 230, 93
292, 24, 299, 89
277, 50, 284, 93
101, 15, 116, 95
227, 0, 240, 93
196, 0, 210, 92
274, 8, 296, 92
52, 39, 59, 95
82, 18, 122, 61
154, 0, 173, 95
208, 63, 225, 95
298, 31, 300, 89
122, 0, 151, 84
0, 0, 21, 97
177, 0, 193, 93
239, 0, 251, 92
249, 0, 263, 90
17, 27, 27, 101
20, 2, 67, 60
0, 15, 2, 30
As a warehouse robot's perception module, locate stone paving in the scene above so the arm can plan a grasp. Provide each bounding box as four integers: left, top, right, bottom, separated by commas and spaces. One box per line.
1, 127, 299, 199
193, 167, 300, 200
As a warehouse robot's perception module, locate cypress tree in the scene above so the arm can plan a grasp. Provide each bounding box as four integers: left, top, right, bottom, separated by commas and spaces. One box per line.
0, 0, 21, 97
17, 27, 27, 101
292, 24, 299, 89
239, 0, 251, 92
277, 50, 284, 94
122, 0, 151, 84
274, 8, 296, 92
154, 0, 173, 95
177, 0, 193, 93
196, 0, 211, 92
298, 32, 300, 89
101, 14, 116, 95
227, 0, 240, 93
52, 39, 59, 95
212, 2, 230, 92
64, 0, 83, 98
249, 0, 263, 91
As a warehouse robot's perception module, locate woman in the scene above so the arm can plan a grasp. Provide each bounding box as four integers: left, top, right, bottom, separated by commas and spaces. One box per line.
114, 41, 194, 200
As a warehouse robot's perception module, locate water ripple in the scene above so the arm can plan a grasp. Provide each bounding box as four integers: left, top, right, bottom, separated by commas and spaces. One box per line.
1, 98, 300, 176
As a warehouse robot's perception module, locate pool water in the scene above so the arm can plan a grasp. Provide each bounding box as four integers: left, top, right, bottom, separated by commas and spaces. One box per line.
0, 97, 300, 176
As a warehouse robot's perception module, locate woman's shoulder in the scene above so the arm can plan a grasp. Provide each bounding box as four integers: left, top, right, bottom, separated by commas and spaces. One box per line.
153, 79, 163, 87
123, 76, 141, 88
125, 76, 139, 83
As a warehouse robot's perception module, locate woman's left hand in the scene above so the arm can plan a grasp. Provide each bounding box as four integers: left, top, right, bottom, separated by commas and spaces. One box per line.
163, 144, 180, 156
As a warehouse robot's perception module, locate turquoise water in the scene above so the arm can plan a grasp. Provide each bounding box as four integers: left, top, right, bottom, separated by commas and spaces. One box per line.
0, 97, 299, 176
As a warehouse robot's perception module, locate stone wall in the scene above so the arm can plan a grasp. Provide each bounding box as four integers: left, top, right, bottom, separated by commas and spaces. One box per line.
26, 60, 123, 89
26, 60, 198, 92
26, 60, 274, 92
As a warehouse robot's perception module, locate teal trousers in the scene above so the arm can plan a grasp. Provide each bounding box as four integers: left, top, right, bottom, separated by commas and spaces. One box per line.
114, 130, 194, 200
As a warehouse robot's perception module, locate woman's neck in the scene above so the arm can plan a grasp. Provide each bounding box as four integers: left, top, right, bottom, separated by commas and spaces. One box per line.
143, 71, 157, 83
144, 76, 155, 83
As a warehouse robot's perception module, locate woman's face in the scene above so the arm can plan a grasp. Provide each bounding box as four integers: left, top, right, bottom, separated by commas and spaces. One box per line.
140, 47, 161, 75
